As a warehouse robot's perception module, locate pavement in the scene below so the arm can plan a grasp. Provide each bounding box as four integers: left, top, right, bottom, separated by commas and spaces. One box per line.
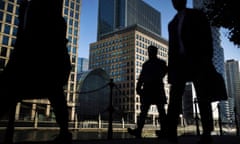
7, 135, 240, 144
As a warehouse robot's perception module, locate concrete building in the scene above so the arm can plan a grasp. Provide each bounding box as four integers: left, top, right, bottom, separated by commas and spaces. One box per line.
89, 24, 169, 123
88, 0, 168, 124
0, 0, 81, 121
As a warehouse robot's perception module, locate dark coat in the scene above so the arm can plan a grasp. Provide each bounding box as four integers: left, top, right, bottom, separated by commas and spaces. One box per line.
137, 58, 167, 104
168, 8, 213, 84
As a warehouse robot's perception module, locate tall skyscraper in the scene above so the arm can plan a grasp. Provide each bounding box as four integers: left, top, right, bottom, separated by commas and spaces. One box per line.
0, 0, 81, 121
77, 57, 89, 74
97, 0, 161, 40
225, 60, 240, 125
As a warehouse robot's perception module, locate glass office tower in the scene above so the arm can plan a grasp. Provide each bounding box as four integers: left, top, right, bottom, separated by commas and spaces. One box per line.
97, 0, 161, 40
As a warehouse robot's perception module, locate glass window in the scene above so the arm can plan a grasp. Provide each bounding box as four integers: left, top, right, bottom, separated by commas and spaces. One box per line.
6, 13, 12, 23
7, 3, 13, 13
75, 5, 80, 15
70, 2, 74, 9
74, 29, 78, 36
72, 47, 76, 53
0, 47, 7, 57
69, 19, 73, 26
69, 27, 72, 34
0, 1, 4, 9
65, 0, 69, 7
16, 5, 19, 12
73, 38, 77, 45
70, 10, 73, 17
12, 37, 16, 46
0, 11, 3, 20
4, 24, 10, 34
13, 27, 17, 35
2, 36, 9, 45
64, 8, 68, 15
14, 17, 19, 25
0, 59, 6, 69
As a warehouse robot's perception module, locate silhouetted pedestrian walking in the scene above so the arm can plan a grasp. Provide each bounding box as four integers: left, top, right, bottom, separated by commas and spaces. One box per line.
128, 45, 167, 138
165, 0, 216, 143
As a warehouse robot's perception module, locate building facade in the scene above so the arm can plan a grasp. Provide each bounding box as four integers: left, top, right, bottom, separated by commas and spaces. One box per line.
0, 0, 81, 121
97, 0, 161, 40
225, 60, 240, 126
89, 24, 169, 123
77, 57, 89, 74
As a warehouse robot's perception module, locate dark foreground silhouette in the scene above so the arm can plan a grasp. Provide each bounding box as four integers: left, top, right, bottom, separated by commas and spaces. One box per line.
0, 0, 72, 143
165, 0, 228, 144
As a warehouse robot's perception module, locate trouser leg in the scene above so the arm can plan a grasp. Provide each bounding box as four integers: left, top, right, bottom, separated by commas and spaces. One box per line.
193, 81, 213, 135
48, 88, 69, 134
137, 102, 151, 131
166, 82, 186, 136
156, 103, 167, 130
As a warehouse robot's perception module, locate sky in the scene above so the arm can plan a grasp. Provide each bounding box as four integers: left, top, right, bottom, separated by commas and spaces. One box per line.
78, 0, 240, 62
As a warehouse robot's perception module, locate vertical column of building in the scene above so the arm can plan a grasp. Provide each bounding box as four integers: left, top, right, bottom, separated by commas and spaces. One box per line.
62, 0, 82, 121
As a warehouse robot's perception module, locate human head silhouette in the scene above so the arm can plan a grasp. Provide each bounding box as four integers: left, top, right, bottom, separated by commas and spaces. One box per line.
148, 45, 158, 59
171, 0, 187, 11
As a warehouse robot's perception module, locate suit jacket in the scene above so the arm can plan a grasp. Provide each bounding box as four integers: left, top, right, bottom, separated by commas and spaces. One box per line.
168, 8, 214, 84
137, 58, 167, 104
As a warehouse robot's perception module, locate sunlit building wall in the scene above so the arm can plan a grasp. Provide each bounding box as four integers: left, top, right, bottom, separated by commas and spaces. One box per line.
89, 24, 169, 123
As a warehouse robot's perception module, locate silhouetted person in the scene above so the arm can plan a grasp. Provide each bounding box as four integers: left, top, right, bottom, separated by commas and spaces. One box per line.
0, 0, 72, 143
166, 0, 215, 143
127, 45, 167, 138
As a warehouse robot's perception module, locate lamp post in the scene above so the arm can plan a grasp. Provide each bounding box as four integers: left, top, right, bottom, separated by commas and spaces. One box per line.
194, 98, 200, 136
107, 79, 114, 140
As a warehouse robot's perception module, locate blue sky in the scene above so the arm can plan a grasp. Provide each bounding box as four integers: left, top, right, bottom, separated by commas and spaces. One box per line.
78, 0, 240, 61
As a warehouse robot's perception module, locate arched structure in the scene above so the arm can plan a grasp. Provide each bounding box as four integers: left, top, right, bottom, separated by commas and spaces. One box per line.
76, 68, 110, 120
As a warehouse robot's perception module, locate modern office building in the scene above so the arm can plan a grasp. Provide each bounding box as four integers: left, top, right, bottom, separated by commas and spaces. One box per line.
89, 24, 169, 123
225, 60, 240, 126
0, 0, 81, 121
97, 0, 161, 40
77, 57, 89, 73
89, 0, 167, 124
